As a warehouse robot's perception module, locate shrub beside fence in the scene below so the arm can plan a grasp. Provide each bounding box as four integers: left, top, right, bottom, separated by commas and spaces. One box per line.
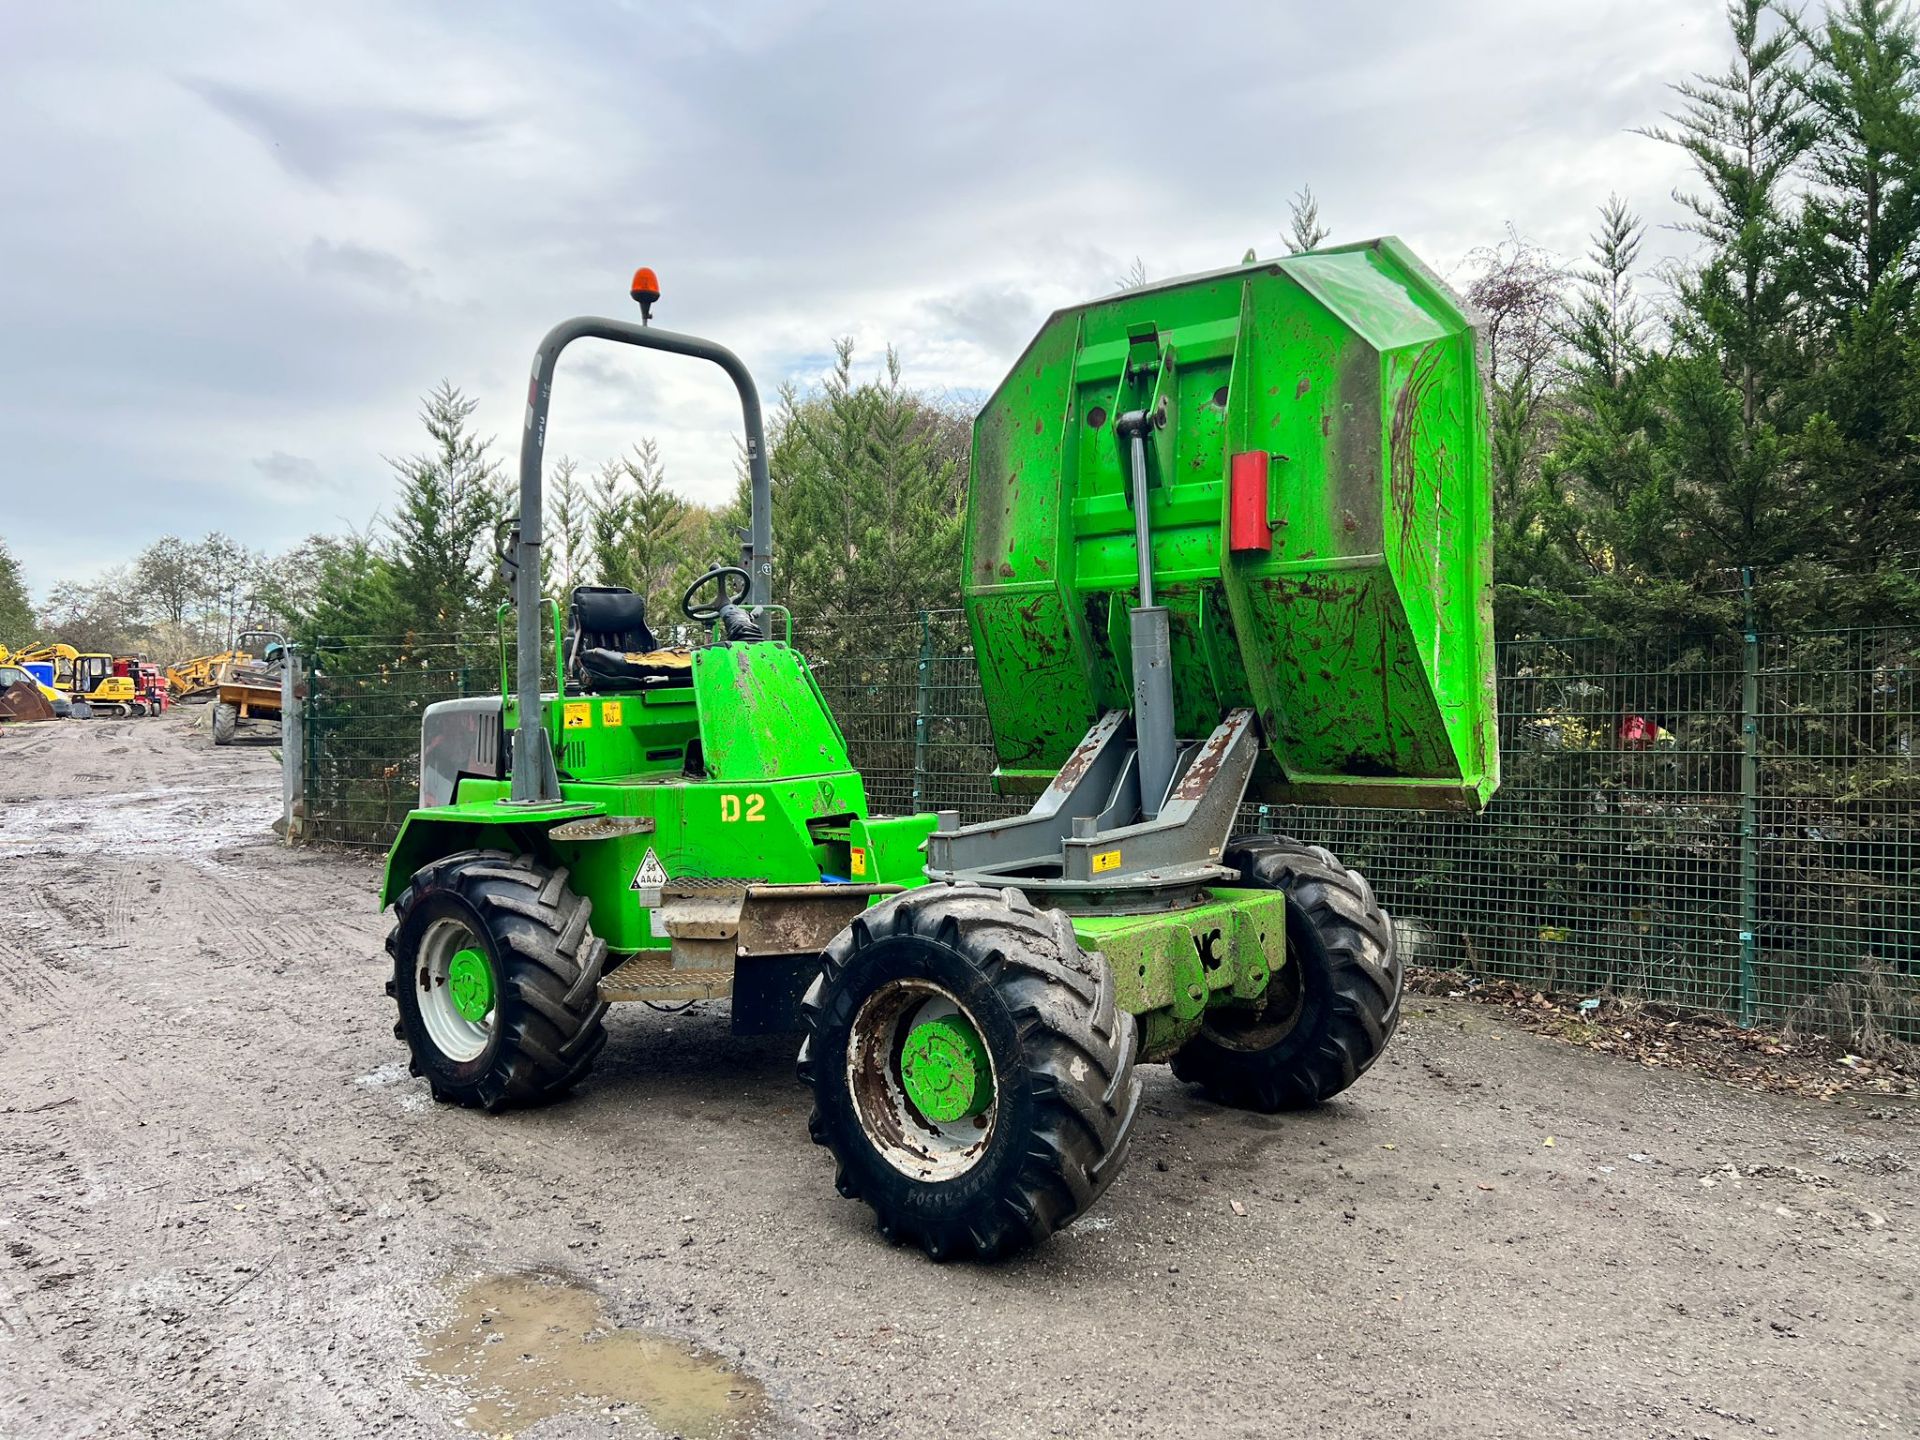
302, 615, 1919, 1045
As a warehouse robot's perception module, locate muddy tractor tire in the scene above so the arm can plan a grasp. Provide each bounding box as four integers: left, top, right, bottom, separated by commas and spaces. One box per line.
799, 884, 1142, 1261
1170, 836, 1400, 1112
386, 850, 609, 1112
211, 702, 238, 745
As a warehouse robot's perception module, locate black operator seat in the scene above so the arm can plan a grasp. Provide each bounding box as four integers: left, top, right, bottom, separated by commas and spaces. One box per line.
566, 586, 694, 693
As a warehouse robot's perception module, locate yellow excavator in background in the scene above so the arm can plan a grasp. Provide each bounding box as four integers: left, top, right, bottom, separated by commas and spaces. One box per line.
8, 643, 145, 717
4, 642, 76, 690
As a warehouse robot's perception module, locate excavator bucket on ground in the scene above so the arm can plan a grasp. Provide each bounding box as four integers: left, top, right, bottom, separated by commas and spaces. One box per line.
0, 674, 57, 723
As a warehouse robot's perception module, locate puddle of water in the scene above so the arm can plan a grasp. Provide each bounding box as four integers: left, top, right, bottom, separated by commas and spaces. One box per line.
418, 1272, 766, 1439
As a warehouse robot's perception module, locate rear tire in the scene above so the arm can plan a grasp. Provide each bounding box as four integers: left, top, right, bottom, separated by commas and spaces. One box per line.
800, 884, 1141, 1260
212, 702, 237, 744
1170, 836, 1400, 1111
386, 850, 609, 1111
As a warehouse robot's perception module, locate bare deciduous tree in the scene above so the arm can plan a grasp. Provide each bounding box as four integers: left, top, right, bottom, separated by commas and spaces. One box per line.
1462, 227, 1568, 404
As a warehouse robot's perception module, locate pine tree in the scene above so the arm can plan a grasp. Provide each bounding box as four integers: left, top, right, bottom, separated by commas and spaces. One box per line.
288, 531, 401, 645
546, 455, 589, 597
1644, 0, 1809, 427
619, 438, 689, 620
772, 341, 967, 661
1775, 1, 1920, 583
1539, 200, 1688, 632
588, 455, 634, 593
1633, 2, 1808, 590
1788, 284, 1920, 570
1789, 0, 1920, 326
384, 382, 504, 637
1285, 185, 1330, 254
664, 477, 753, 640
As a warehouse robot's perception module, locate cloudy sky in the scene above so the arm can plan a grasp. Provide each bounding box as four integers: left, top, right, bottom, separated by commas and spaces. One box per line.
2, 0, 1738, 598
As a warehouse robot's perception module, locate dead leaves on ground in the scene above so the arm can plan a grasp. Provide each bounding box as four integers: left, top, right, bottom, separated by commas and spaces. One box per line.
1407, 969, 1919, 1101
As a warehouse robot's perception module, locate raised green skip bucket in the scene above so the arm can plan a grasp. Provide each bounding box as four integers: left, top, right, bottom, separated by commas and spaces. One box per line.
964, 237, 1496, 811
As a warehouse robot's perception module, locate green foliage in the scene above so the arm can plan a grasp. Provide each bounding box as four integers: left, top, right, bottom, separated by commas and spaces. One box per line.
661, 474, 750, 632
546, 456, 590, 598
1788, 283, 1920, 573
1532, 201, 1704, 635
1789, 0, 1920, 324
583, 439, 693, 624
384, 381, 504, 638
1285, 185, 1330, 254
0, 537, 35, 644
1643, 0, 1808, 426
771, 340, 968, 659
286, 532, 399, 647
1498, 1, 1920, 641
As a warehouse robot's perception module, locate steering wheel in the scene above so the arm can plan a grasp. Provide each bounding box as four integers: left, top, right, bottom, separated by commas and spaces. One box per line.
682, 566, 753, 621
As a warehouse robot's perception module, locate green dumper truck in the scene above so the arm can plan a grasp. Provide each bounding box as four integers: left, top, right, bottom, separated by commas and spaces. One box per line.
379, 241, 1494, 1258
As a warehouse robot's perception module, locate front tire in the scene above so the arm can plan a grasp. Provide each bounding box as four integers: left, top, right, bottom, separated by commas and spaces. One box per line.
1170, 836, 1400, 1111
800, 884, 1141, 1260
212, 702, 237, 744
385, 850, 609, 1111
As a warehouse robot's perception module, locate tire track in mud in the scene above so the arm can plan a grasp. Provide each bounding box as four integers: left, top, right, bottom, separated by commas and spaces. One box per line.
8, 688, 1920, 1440
0, 727, 60, 766
0, 882, 85, 1020
0, 1105, 117, 1424
0, 718, 388, 1436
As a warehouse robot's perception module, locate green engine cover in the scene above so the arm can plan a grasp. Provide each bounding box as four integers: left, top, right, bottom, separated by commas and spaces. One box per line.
965, 237, 1496, 811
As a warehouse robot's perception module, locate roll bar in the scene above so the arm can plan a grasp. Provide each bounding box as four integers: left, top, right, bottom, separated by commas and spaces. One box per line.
506, 317, 772, 805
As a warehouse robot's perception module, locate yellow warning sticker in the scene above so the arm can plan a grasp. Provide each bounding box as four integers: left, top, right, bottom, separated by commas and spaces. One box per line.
563, 701, 591, 729
850, 846, 868, 877
1092, 849, 1122, 873
600, 700, 624, 726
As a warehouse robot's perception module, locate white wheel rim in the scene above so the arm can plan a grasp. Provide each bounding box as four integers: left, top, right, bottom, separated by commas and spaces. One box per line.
416, 916, 495, 1063
846, 979, 997, 1182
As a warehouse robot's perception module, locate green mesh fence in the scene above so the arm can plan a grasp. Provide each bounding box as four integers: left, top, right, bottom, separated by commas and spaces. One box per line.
303, 615, 1919, 1041
301, 634, 501, 847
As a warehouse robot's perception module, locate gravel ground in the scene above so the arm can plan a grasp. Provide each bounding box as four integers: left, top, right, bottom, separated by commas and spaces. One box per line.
1, 711, 1915, 1440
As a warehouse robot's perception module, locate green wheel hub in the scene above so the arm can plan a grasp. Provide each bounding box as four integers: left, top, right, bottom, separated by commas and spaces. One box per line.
900, 1014, 993, 1124
447, 946, 495, 1023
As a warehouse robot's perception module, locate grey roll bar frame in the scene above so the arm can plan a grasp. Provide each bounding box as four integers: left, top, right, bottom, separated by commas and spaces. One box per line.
506, 317, 772, 805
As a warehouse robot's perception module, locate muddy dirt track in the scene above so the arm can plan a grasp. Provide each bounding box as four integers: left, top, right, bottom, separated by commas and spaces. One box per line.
1, 712, 1915, 1439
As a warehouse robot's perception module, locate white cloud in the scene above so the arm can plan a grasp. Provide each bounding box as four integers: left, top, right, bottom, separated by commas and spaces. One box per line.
0, 0, 1735, 597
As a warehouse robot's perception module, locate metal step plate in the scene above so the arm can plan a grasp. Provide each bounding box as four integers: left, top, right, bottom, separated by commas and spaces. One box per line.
597, 953, 733, 1005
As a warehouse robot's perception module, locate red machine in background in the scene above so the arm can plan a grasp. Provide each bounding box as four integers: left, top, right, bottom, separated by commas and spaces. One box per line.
137, 662, 169, 714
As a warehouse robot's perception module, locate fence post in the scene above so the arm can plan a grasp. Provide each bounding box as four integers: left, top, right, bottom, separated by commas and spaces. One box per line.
912, 611, 933, 811
279, 645, 302, 843
304, 653, 320, 845
1738, 567, 1759, 1027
